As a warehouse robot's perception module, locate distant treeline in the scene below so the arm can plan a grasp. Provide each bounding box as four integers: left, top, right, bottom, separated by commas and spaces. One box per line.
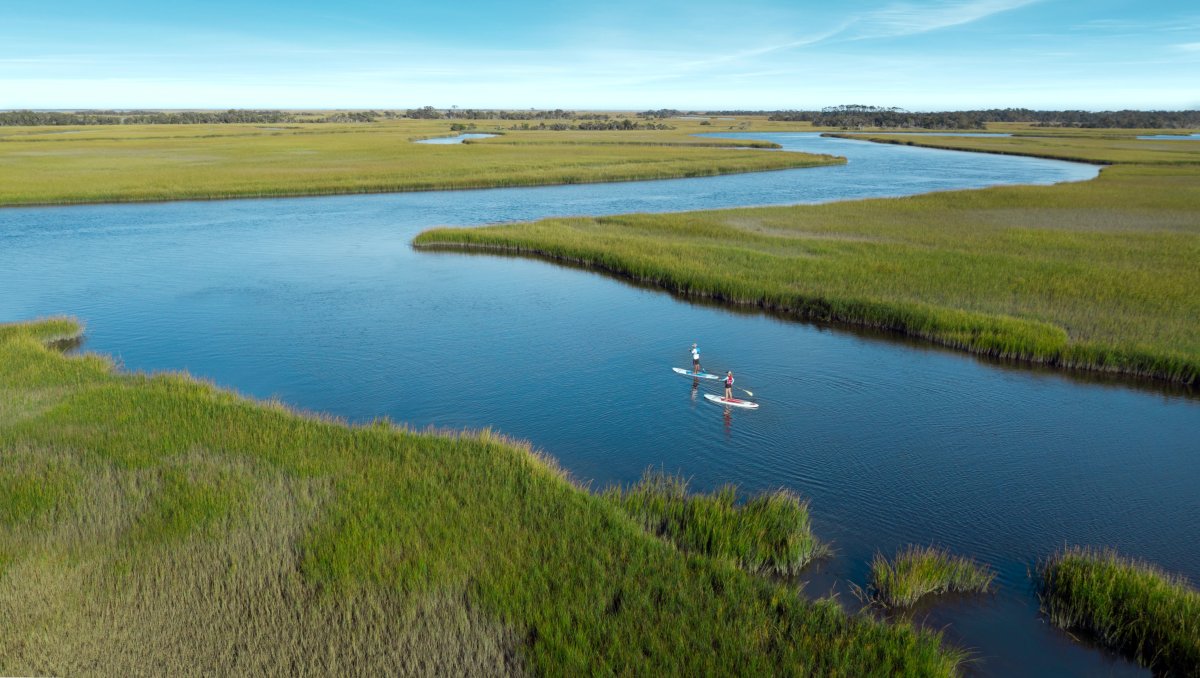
407, 106, 615, 121
0, 109, 406, 126
1, 107, 667, 127
7, 106, 1198, 129
0, 110, 299, 126
508, 120, 673, 131
765, 106, 1200, 130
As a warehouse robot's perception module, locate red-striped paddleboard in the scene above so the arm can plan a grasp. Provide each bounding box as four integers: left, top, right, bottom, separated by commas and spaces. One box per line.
704, 393, 759, 409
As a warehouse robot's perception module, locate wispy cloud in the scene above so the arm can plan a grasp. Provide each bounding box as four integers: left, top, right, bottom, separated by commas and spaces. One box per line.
848, 0, 1043, 40
1174, 42, 1200, 52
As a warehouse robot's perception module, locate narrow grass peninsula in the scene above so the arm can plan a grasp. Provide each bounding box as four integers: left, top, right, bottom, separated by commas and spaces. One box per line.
0, 118, 840, 206
1037, 547, 1200, 676
0, 318, 962, 675
415, 131, 1200, 385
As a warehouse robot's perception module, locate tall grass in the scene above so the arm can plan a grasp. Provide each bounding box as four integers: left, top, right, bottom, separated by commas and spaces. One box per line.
866, 546, 995, 609
604, 471, 828, 576
415, 138, 1200, 384
0, 118, 838, 206
1037, 547, 1200, 676
0, 319, 963, 675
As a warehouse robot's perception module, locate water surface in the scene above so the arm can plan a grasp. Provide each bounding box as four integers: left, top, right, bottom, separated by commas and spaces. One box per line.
414, 133, 500, 144
2, 134, 1190, 676
1137, 133, 1200, 140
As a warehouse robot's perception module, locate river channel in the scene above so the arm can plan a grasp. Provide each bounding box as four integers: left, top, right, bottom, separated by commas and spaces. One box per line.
2, 133, 1194, 676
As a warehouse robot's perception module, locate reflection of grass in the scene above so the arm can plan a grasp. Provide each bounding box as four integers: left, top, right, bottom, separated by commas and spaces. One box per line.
0, 118, 839, 206
1037, 547, 1200, 676
416, 133, 1200, 384
866, 546, 994, 609
604, 471, 829, 576
0, 318, 962, 675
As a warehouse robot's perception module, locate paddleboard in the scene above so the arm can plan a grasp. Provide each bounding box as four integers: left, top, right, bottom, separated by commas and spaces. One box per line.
704, 394, 759, 409
672, 367, 722, 380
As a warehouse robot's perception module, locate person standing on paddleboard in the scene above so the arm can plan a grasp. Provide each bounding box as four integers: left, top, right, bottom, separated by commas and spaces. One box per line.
724, 371, 735, 400
691, 343, 702, 373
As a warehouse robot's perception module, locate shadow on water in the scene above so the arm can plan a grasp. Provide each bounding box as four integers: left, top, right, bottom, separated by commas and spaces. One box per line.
416, 247, 1197, 402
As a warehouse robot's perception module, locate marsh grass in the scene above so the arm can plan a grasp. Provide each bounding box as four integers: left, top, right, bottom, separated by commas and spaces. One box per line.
1037, 547, 1200, 676
0, 319, 963, 675
0, 119, 837, 206
604, 471, 829, 576
836, 132, 1200, 166
864, 546, 995, 609
415, 137, 1200, 384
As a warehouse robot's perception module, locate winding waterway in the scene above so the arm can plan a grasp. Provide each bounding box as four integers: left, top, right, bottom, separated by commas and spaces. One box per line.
2, 133, 1194, 676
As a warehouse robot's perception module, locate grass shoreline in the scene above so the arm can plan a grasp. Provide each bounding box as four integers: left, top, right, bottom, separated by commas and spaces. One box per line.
0, 159, 834, 210
411, 236, 1196, 386
823, 133, 1118, 165
1, 317, 965, 675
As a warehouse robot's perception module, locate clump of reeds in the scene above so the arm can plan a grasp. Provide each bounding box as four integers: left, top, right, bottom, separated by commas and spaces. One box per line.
865, 546, 995, 608
1037, 546, 1200, 675
604, 470, 829, 576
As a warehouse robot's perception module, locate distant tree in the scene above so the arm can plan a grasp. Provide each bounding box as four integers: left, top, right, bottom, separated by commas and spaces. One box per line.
405, 106, 444, 119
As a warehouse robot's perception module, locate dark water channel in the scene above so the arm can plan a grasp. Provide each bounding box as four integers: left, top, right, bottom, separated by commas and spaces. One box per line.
2, 134, 1194, 676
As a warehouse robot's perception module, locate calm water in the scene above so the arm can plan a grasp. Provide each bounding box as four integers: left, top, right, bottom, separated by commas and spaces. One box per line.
1137, 133, 1200, 140
413, 132, 499, 144
2, 134, 1193, 676
838, 131, 1014, 137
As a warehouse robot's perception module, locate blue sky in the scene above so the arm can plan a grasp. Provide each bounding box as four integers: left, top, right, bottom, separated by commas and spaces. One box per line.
2, 0, 1197, 110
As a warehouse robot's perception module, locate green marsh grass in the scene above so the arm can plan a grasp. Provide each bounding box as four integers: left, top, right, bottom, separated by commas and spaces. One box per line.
0, 118, 838, 206
415, 134, 1200, 384
604, 471, 829, 576
1037, 547, 1200, 676
834, 131, 1200, 165
0, 318, 964, 675
865, 546, 995, 609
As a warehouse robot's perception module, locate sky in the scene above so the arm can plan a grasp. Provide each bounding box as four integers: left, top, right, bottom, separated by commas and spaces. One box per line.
2, 0, 1197, 110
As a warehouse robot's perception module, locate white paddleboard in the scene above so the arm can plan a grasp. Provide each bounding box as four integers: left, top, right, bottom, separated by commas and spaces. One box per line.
704, 393, 759, 409
672, 367, 722, 380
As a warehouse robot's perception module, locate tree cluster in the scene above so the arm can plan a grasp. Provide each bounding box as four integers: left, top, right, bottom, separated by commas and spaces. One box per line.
767, 106, 1200, 129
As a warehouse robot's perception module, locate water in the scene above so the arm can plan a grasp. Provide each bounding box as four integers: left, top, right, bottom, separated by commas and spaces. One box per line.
2, 134, 1191, 676
413, 133, 500, 144
837, 131, 1014, 137
1137, 133, 1200, 140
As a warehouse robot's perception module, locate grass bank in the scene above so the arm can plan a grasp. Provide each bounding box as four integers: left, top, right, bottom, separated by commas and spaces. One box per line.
0, 318, 962, 675
0, 118, 839, 207
415, 132, 1200, 385
829, 131, 1200, 166
865, 546, 995, 609
1037, 547, 1199, 676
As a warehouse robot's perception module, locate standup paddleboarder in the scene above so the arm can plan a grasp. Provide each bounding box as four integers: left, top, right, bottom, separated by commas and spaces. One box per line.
691, 343, 702, 373
724, 371, 735, 400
